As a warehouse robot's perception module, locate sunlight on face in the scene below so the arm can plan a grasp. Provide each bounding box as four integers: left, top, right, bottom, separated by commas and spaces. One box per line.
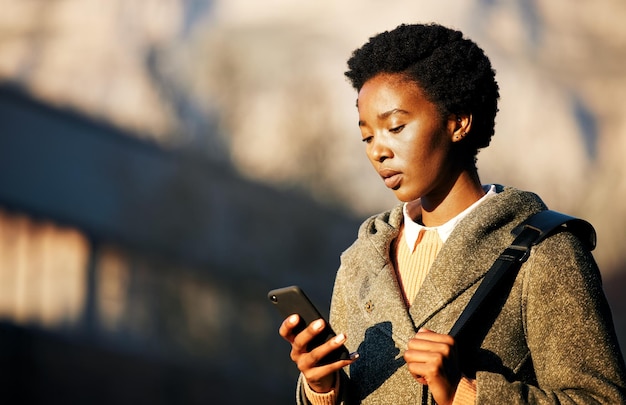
357, 73, 458, 204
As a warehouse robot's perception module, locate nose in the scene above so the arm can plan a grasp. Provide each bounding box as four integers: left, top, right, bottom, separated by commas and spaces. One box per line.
369, 136, 391, 163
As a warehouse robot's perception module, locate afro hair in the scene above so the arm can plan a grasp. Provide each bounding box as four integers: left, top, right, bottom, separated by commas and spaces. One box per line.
345, 23, 500, 158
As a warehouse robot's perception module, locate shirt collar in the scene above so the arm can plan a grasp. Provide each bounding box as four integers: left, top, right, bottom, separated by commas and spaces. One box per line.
403, 184, 497, 251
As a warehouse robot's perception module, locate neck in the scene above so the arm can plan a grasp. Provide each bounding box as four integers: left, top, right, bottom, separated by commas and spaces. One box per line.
410, 170, 485, 227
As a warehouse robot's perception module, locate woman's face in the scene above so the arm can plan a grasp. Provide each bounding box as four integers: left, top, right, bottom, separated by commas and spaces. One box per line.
357, 73, 459, 203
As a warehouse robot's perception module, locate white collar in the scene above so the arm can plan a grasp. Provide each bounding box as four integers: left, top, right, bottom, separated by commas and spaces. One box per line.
402, 184, 497, 251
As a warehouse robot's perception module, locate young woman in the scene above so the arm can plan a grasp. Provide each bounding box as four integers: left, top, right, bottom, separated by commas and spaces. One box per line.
279, 23, 626, 404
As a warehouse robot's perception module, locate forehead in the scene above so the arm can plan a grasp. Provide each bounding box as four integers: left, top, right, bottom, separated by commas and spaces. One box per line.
357, 73, 430, 115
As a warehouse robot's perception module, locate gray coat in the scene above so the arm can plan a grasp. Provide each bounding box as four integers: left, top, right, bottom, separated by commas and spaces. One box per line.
297, 185, 626, 404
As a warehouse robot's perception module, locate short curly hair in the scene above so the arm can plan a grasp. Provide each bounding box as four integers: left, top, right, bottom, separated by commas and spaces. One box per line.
345, 23, 499, 160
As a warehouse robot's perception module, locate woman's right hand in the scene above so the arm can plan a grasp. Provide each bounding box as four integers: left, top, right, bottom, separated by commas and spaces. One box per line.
279, 314, 358, 393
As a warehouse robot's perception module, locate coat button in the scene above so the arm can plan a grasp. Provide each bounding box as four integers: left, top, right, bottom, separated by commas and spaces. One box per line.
365, 300, 374, 313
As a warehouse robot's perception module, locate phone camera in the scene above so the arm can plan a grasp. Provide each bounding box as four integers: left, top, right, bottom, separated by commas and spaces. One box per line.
270, 295, 278, 303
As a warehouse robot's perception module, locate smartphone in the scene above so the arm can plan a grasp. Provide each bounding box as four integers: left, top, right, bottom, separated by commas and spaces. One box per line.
268, 285, 351, 365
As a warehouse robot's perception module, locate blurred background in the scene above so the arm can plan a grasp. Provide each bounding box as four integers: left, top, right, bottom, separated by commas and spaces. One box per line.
0, 0, 625, 403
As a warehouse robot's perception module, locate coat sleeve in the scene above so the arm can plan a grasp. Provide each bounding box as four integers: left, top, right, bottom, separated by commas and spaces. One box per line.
476, 232, 626, 404
295, 262, 357, 405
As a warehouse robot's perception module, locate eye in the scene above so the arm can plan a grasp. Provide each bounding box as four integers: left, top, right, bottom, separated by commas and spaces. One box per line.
361, 136, 373, 144
389, 125, 405, 134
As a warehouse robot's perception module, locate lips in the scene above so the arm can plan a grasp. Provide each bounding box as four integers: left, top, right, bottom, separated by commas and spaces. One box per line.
379, 168, 402, 190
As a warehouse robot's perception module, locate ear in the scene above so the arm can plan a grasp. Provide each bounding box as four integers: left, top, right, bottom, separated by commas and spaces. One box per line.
451, 114, 472, 143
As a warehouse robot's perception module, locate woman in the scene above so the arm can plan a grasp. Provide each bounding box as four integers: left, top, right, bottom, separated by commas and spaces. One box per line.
279, 23, 626, 404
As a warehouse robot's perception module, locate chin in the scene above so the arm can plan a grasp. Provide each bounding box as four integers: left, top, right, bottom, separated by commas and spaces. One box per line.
392, 191, 418, 203
391, 184, 426, 202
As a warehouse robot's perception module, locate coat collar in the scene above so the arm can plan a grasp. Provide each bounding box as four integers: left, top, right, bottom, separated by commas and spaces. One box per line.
354, 186, 547, 341
356, 206, 417, 346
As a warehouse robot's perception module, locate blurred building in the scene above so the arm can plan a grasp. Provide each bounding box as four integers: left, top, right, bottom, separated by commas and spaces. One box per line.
0, 85, 360, 404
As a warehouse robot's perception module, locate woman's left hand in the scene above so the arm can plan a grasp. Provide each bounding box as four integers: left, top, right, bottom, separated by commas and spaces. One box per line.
404, 328, 461, 405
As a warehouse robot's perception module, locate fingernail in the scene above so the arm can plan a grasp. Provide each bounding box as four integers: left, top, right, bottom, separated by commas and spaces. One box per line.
333, 333, 345, 344
288, 315, 298, 324
349, 352, 359, 360
312, 319, 324, 330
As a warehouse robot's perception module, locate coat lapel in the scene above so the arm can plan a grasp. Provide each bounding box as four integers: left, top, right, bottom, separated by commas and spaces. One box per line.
360, 262, 417, 348
408, 242, 490, 331
357, 207, 418, 348
408, 195, 518, 332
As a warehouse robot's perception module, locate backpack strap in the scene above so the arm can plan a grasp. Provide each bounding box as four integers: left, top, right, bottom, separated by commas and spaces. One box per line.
511, 210, 596, 251
449, 210, 596, 339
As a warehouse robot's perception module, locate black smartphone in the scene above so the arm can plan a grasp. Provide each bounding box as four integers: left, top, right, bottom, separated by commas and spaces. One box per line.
268, 285, 351, 365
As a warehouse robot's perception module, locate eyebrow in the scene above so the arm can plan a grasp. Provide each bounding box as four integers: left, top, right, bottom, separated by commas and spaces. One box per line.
358, 108, 409, 127
379, 108, 409, 119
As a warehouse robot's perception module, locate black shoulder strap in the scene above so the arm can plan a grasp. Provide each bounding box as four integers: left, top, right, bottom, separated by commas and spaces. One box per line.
449, 210, 596, 339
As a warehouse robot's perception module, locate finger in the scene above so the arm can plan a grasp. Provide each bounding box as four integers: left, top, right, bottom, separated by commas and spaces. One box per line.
404, 338, 452, 380
405, 355, 459, 403
406, 341, 453, 361
404, 345, 448, 367
301, 332, 357, 369
418, 328, 454, 342
291, 318, 326, 353
303, 356, 357, 389
404, 342, 461, 395
301, 334, 359, 382
278, 314, 301, 342
408, 330, 455, 348
406, 360, 437, 384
